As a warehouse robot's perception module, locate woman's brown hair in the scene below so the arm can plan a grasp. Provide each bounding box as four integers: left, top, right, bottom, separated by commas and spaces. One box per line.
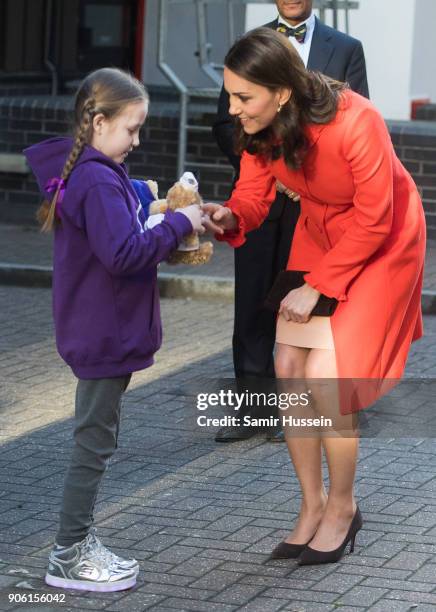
38, 67, 149, 232
224, 27, 347, 169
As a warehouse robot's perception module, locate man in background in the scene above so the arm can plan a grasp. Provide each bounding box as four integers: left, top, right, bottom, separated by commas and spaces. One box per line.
213, 0, 369, 442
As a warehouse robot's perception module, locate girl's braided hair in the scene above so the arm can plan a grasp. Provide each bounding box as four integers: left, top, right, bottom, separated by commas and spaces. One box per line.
38, 67, 148, 232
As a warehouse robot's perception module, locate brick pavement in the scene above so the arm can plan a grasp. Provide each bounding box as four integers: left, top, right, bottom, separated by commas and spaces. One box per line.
0, 286, 436, 611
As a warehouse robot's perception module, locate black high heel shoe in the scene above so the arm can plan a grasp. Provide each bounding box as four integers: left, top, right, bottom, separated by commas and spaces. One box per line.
298, 507, 362, 566
269, 540, 310, 560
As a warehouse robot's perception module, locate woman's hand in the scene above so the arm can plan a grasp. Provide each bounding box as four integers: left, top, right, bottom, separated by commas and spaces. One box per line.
276, 180, 300, 202
279, 283, 321, 323
202, 203, 238, 235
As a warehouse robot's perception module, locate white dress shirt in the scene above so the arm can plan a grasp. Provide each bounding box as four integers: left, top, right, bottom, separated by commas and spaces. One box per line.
277, 12, 316, 68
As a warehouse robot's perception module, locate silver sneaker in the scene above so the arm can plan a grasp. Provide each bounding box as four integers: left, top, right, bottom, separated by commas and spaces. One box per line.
45, 533, 138, 592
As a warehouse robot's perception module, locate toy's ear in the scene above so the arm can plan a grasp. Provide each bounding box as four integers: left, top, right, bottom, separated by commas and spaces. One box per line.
145, 180, 159, 200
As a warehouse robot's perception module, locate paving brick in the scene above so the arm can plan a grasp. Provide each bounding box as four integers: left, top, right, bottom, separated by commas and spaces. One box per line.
214, 561, 290, 578
281, 604, 336, 612
104, 591, 167, 611
159, 598, 236, 611
380, 501, 425, 517
366, 601, 413, 612
139, 581, 215, 600
189, 569, 242, 591
170, 557, 224, 578
360, 540, 406, 559
408, 563, 436, 582
311, 571, 364, 594
385, 590, 436, 605
237, 597, 286, 611
402, 510, 436, 528
212, 583, 267, 605
262, 587, 337, 604
360, 576, 434, 593
337, 565, 411, 580
337, 585, 388, 607
322, 608, 365, 612
384, 551, 432, 570
176, 537, 249, 552
241, 575, 315, 590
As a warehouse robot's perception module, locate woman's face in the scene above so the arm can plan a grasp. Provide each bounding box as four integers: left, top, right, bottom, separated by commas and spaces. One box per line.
224, 67, 290, 135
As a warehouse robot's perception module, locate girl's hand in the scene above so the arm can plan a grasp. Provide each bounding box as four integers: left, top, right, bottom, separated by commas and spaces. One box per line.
279, 283, 321, 323
202, 203, 238, 235
276, 181, 300, 202
175, 204, 205, 234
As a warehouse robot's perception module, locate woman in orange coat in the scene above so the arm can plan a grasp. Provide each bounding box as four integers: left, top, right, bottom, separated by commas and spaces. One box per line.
205, 28, 426, 566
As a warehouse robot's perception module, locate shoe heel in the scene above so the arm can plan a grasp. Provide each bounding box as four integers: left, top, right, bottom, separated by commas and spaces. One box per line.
349, 534, 356, 554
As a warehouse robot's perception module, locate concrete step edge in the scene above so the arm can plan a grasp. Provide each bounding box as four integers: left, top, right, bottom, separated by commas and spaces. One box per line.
0, 263, 234, 302
1, 262, 435, 315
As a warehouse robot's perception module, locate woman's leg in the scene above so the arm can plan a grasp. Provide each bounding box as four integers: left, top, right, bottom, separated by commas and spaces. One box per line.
275, 343, 327, 544
304, 348, 359, 551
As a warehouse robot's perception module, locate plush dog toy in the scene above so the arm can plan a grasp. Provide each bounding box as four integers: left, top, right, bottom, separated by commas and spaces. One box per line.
146, 173, 213, 266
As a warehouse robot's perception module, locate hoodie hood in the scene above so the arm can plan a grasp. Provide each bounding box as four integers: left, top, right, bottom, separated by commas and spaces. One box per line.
24, 137, 126, 199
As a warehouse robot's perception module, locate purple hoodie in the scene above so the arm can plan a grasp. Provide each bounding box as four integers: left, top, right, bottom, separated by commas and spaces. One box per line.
24, 137, 193, 379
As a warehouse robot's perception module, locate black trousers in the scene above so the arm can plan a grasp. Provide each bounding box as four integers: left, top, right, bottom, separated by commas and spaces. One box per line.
233, 193, 300, 380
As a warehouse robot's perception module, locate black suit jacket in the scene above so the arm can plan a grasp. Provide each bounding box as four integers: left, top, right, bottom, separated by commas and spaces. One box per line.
213, 17, 369, 190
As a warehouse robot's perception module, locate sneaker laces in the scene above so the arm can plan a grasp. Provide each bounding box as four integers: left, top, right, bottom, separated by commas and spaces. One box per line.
80, 533, 118, 568
81, 532, 131, 568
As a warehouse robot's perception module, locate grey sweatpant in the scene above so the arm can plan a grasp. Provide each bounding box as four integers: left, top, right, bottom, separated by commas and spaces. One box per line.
56, 375, 131, 546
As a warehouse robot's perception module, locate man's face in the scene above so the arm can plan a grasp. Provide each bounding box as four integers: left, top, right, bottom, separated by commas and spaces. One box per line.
275, 0, 313, 25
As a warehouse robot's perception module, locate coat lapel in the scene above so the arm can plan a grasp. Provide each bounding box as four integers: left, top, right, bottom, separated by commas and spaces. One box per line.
307, 17, 334, 73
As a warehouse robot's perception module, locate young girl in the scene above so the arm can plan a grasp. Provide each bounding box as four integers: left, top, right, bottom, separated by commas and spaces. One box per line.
24, 68, 203, 592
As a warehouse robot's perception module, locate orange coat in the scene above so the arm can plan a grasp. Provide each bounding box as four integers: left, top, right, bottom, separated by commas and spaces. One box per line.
221, 90, 426, 384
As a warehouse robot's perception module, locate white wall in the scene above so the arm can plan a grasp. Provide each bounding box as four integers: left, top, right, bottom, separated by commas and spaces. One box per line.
246, 0, 420, 120
348, 0, 415, 119
410, 0, 436, 102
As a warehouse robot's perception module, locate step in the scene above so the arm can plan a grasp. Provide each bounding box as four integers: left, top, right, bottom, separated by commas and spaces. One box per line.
427, 226, 436, 240
184, 160, 233, 170
423, 200, 436, 214
187, 87, 221, 99
186, 124, 213, 133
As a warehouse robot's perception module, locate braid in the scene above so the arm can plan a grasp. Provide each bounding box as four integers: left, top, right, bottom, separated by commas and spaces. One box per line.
37, 67, 149, 232
62, 100, 94, 181
38, 100, 95, 232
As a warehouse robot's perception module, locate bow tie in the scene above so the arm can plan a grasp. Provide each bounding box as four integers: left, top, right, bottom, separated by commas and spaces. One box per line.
276, 23, 307, 44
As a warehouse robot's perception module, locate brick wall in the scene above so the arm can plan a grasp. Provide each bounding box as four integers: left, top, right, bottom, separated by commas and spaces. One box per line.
0, 95, 233, 225
388, 120, 436, 240
416, 104, 436, 122
1, 95, 436, 238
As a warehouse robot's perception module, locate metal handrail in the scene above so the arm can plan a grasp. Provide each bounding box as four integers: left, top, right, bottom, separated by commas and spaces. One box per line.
44, 0, 59, 96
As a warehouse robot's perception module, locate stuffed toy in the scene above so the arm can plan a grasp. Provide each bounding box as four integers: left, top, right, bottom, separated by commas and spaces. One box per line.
144, 172, 213, 266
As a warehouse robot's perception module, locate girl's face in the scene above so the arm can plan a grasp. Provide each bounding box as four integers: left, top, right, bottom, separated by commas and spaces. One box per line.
91, 100, 148, 164
224, 67, 291, 135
